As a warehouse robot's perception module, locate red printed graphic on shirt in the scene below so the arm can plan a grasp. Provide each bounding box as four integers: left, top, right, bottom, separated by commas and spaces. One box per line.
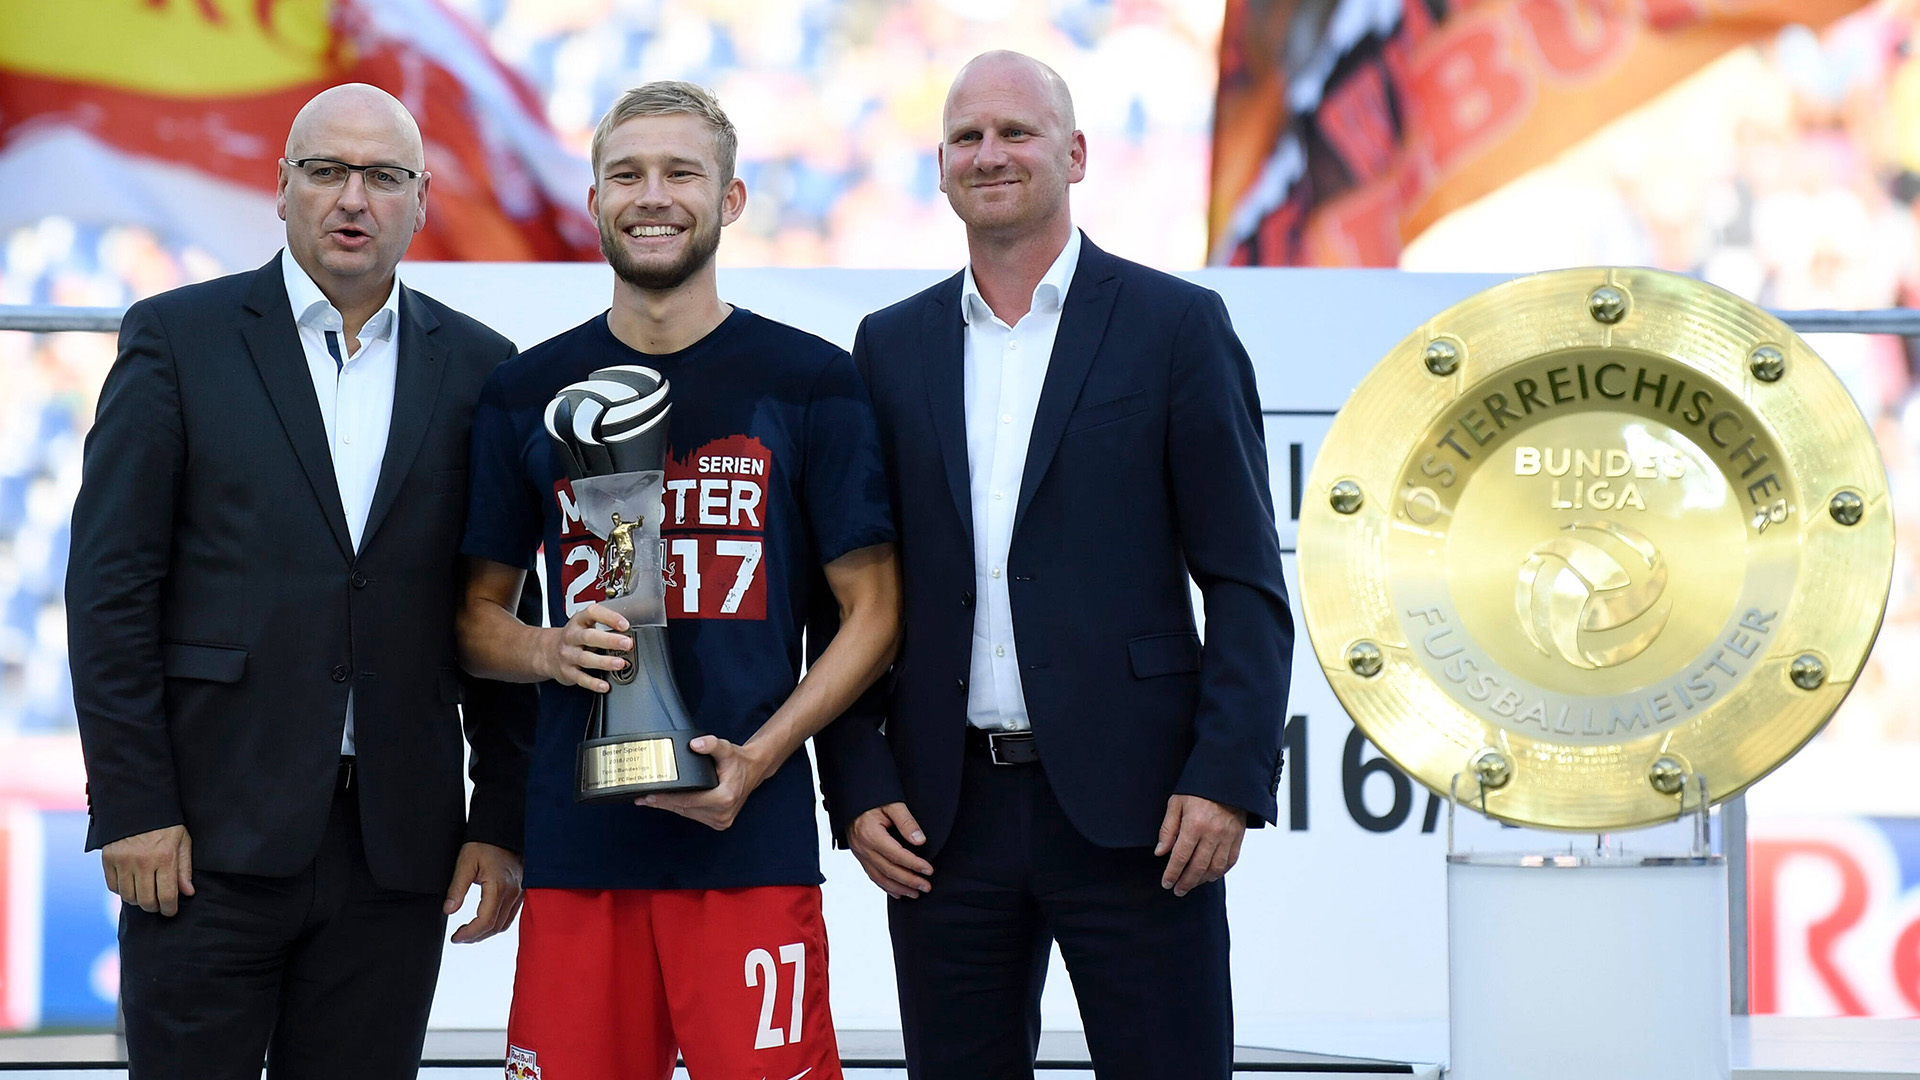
554, 479, 606, 620
552, 435, 770, 623
662, 435, 770, 621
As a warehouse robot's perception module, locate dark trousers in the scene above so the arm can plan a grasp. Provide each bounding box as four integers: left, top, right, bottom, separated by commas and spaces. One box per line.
118, 774, 447, 1080
888, 743, 1234, 1080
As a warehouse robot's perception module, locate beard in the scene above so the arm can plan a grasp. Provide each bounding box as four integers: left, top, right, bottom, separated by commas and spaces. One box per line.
599, 213, 721, 292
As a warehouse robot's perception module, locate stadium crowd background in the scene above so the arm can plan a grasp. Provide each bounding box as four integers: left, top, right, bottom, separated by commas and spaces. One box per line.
6, 0, 1920, 752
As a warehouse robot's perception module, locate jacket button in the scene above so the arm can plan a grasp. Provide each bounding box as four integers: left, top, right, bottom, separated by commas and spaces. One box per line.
961, 590, 974, 607
955, 677, 966, 692
350, 571, 369, 589
330, 665, 349, 683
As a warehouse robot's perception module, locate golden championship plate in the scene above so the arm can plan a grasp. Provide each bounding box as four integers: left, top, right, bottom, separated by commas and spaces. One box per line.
1297, 268, 1894, 831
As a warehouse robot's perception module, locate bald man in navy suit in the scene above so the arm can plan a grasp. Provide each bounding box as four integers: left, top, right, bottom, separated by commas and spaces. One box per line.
816, 51, 1294, 1080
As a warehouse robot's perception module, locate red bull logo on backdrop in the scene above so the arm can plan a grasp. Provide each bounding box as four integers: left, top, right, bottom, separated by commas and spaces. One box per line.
1750, 817, 1920, 1016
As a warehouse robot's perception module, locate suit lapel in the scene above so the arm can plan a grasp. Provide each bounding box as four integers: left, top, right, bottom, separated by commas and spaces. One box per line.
921, 277, 975, 547
241, 261, 354, 561
1013, 239, 1120, 537
361, 286, 446, 551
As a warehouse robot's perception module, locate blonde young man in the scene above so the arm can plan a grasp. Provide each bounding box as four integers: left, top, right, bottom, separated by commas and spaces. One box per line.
457, 82, 899, 1080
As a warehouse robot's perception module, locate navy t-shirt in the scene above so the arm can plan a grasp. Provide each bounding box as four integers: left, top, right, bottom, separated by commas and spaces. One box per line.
462, 308, 894, 889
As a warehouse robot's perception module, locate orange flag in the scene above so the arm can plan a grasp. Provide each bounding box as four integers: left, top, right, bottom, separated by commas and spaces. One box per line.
1209, 0, 1871, 266
0, 0, 599, 267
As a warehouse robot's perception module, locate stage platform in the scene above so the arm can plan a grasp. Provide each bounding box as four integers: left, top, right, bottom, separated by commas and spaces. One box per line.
1, 1019, 1915, 1077
1734, 1017, 1920, 1078
0, 1030, 1428, 1077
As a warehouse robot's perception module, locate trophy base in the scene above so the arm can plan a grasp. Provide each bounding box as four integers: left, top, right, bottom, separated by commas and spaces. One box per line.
576, 730, 718, 803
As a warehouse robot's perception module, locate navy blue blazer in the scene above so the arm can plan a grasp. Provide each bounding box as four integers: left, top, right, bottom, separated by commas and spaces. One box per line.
68, 258, 535, 895
817, 236, 1293, 854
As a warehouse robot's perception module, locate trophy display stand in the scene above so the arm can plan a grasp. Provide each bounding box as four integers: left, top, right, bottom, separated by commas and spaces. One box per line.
1445, 771, 1730, 1080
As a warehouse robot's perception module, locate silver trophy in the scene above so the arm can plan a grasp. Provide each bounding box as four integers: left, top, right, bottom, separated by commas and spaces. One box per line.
545, 366, 716, 801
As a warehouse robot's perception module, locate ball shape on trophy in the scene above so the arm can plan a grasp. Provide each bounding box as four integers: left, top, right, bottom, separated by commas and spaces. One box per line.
1516, 521, 1670, 671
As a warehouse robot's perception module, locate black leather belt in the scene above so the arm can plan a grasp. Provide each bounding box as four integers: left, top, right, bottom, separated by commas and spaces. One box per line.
966, 727, 1039, 765
337, 755, 357, 791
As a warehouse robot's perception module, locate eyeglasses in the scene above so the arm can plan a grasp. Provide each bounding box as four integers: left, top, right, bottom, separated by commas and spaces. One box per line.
284, 157, 423, 195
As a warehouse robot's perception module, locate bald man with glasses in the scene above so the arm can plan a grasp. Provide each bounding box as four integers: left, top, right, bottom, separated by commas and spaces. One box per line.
67, 84, 535, 1079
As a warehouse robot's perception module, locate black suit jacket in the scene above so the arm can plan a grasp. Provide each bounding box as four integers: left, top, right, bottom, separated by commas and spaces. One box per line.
67, 256, 535, 895
817, 236, 1294, 854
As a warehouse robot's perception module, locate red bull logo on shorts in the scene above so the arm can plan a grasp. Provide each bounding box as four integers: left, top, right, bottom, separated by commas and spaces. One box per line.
505, 1045, 541, 1080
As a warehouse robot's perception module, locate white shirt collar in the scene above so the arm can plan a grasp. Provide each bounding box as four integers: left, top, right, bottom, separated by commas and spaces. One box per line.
279, 248, 400, 343
960, 228, 1082, 327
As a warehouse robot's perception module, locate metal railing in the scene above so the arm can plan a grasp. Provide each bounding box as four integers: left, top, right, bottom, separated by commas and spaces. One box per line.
12, 303, 1920, 337
0, 305, 123, 333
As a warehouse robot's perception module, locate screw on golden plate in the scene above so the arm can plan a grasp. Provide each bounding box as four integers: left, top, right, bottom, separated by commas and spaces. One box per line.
1329, 480, 1364, 515
1470, 749, 1512, 790
1750, 345, 1785, 382
1588, 286, 1628, 324
1829, 490, 1864, 526
1423, 339, 1460, 376
1346, 641, 1383, 678
1790, 653, 1827, 691
1647, 755, 1688, 795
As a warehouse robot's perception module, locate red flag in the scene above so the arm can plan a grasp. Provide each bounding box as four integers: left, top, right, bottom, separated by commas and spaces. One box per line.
0, 0, 598, 267
1209, 0, 1873, 266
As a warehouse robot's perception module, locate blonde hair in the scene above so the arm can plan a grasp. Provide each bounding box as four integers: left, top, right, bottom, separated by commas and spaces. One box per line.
590, 81, 738, 183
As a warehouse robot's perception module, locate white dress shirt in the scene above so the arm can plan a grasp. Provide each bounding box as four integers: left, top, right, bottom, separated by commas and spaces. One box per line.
279, 249, 400, 755
961, 229, 1082, 732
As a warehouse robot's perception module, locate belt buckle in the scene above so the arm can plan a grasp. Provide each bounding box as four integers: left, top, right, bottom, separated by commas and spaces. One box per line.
988, 731, 1028, 766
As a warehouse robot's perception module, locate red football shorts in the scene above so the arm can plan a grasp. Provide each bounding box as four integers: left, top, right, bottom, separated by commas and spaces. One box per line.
505, 886, 842, 1080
